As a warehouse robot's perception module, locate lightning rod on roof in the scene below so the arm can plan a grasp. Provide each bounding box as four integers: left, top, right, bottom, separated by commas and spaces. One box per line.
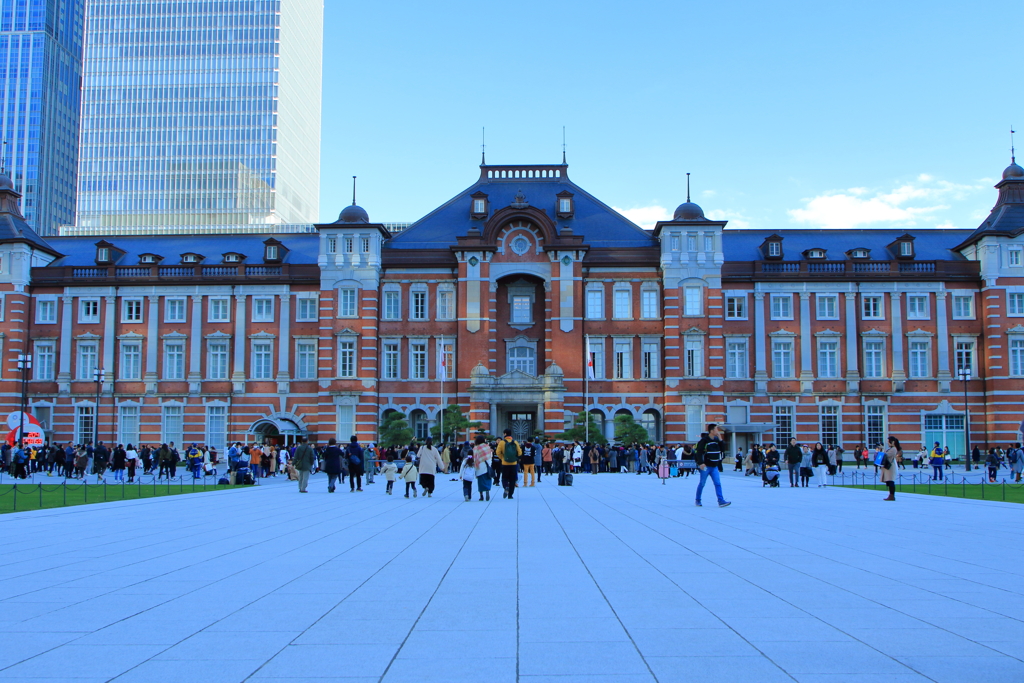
562, 126, 566, 164
686, 172, 691, 202
351, 176, 357, 206
482, 127, 486, 165
1012, 126, 1017, 163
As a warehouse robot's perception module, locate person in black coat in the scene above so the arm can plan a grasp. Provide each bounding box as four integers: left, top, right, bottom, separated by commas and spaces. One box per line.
321, 438, 344, 492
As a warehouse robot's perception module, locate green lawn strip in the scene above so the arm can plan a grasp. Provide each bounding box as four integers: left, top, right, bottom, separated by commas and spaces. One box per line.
0, 480, 238, 514
837, 482, 1024, 503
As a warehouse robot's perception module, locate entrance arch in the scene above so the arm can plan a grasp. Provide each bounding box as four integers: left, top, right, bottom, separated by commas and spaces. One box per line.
247, 412, 308, 447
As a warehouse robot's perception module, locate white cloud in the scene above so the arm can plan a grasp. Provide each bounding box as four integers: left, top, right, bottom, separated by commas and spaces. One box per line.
788, 176, 984, 230
705, 209, 751, 230
612, 205, 672, 230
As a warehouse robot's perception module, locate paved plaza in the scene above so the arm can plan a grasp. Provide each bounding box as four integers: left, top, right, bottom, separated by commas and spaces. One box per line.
2, 471, 1023, 683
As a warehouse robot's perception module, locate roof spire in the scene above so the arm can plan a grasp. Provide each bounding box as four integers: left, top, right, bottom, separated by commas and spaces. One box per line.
686, 172, 691, 202
1012, 126, 1016, 163
562, 126, 566, 164
351, 176, 357, 206
0, 140, 6, 175
481, 127, 486, 165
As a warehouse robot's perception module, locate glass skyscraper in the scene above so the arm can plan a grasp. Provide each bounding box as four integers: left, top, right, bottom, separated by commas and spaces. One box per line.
0, 0, 85, 236
75, 0, 322, 231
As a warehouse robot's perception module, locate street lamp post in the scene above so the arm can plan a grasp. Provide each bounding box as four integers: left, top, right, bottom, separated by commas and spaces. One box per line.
16, 353, 32, 447
958, 367, 971, 471
92, 366, 103, 446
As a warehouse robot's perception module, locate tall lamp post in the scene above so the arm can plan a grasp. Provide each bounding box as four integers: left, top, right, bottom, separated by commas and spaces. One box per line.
92, 366, 104, 446
16, 353, 32, 446
957, 367, 971, 471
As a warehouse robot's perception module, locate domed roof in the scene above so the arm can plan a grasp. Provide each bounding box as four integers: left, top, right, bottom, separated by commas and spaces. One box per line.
0, 172, 14, 191
337, 203, 369, 223
1003, 161, 1024, 180
673, 201, 705, 221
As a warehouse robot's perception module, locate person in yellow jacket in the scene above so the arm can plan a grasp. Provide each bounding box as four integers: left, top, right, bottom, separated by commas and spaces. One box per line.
495, 429, 522, 500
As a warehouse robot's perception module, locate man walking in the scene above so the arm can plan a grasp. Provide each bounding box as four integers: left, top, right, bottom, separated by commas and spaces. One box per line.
496, 428, 522, 499
695, 423, 731, 508
784, 438, 801, 488
521, 438, 536, 486
292, 436, 315, 493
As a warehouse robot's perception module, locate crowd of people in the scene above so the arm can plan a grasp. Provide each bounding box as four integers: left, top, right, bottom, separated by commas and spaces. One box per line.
0, 440, 223, 482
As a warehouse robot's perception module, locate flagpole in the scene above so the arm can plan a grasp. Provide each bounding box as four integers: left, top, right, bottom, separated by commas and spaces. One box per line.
439, 335, 445, 447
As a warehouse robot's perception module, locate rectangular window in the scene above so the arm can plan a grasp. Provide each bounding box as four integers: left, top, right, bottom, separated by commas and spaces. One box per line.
120, 342, 142, 380
361, 237, 370, 253
411, 342, 427, 380
338, 405, 355, 441
816, 295, 838, 320
383, 342, 400, 380
327, 236, 337, 254
683, 286, 701, 316
863, 340, 884, 378
209, 298, 230, 322
164, 342, 185, 380
162, 405, 183, 446
614, 340, 632, 379
251, 342, 273, 380
588, 340, 605, 379
907, 295, 929, 319
955, 341, 975, 377
1009, 293, 1024, 316
670, 234, 681, 252
641, 341, 660, 379
686, 404, 704, 442
339, 289, 357, 318
900, 241, 913, 256
704, 235, 714, 252
36, 299, 56, 324
79, 299, 100, 323
819, 405, 839, 448
440, 341, 455, 380
862, 295, 883, 320
118, 405, 140, 447
206, 406, 227, 454
208, 342, 229, 380
411, 291, 427, 320
1011, 339, 1024, 377
383, 290, 401, 320
687, 234, 698, 252
34, 341, 55, 381
344, 236, 354, 253
296, 342, 317, 380
641, 289, 659, 319
614, 288, 632, 319
952, 294, 974, 319
767, 241, 781, 257
773, 405, 794, 444
586, 289, 604, 319
909, 341, 930, 378
1010, 249, 1022, 267
122, 299, 143, 323
866, 405, 886, 448
770, 295, 792, 320
725, 296, 746, 320
78, 343, 98, 380
164, 298, 186, 322
772, 340, 793, 378
726, 340, 747, 379
252, 297, 274, 322
817, 340, 839, 378
511, 295, 531, 324
75, 405, 95, 445
338, 340, 356, 378
685, 339, 703, 377
296, 297, 318, 321
437, 290, 454, 320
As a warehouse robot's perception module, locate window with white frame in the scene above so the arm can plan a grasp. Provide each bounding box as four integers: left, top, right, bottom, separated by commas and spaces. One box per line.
770, 294, 792, 320
1009, 292, 1024, 316
614, 339, 632, 379
772, 340, 793, 378
683, 286, 702, 316
120, 342, 142, 380
206, 405, 227, 453
339, 289, 357, 318
819, 405, 840, 448
685, 338, 703, 377
640, 288, 659, 319
337, 405, 355, 441
326, 236, 337, 254
687, 234, 697, 252
437, 289, 455, 320
439, 340, 455, 380
588, 340, 605, 379
726, 340, 748, 378
685, 404, 704, 442
817, 339, 839, 378
342, 236, 353, 254
907, 295, 928, 319
79, 299, 100, 323
613, 287, 632, 319
1010, 249, 1023, 267
209, 297, 230, 322
410, 342, 427, 379
670, 233, 681, 252
361, 237, 370, 253
774, 405, 794, 444
122, 299, 143, 323
251, 341, 273, 380
119, 405, 140, 447
725, 295, 746, 320
295, 342, 317, 380
383, 342, 400, 379
1010, 339, 1024, 377
411, 290, 427, 320
952, 294, 974, 319
383, 290, 401, 320
77, 342, 98, 380
862, 295, 883, 320
511, 295, 531, 324
36, 299, 56, 324
164, 298, 186, 323
816, 295, 838, 320
75, 405, 95, 444
767, 241, 781, 257
162, 405, 183, 446
955, 340, 975, 376
641, 340, 660, 379
207, 341, 229, 380
704, 234, 714, 252
900, 241, 913, 256
865, 405, 886, 448
338, 339, 356, 378
585, 288, 604, 319
164, 341, 185, 380
863, 340, 884, 378
908, 341, 930, 378
296, 297, 318, 321
507, 346, 536, 375
34, 341, 55, 381
251, 297, 273, 322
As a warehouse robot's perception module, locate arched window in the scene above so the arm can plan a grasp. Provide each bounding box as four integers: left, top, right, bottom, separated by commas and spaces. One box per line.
507, 346, 536, 375
409, 409, 429, 441
640, 409, 661, 443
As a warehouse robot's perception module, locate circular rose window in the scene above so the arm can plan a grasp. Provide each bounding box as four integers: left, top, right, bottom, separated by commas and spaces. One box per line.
511, 236, 531, 255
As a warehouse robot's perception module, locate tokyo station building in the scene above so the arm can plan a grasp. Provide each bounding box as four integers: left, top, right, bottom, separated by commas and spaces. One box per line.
2, 157, 1024, 455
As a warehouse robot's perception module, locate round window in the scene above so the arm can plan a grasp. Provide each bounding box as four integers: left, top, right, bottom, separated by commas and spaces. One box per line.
511, 236, 531, 255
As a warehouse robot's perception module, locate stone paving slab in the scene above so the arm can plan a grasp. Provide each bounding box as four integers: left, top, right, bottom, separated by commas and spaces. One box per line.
1, 471, 1023, 682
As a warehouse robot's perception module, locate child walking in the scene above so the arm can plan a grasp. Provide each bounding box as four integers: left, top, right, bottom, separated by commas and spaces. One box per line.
461, 453, 476, 501
400, 455, 418, 498
381, 454, 398, 495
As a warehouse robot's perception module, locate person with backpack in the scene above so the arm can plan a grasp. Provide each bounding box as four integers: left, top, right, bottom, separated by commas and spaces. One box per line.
496, 429, 522, 499
347, 436, 365, 492
986, 449, 1001, 483
694, 424, 731, 508
929, 442, 944, 481
292, 436, 315, 493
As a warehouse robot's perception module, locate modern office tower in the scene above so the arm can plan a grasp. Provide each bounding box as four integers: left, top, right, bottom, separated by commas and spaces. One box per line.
0, 0, 85, 236
75, 0, 323, 232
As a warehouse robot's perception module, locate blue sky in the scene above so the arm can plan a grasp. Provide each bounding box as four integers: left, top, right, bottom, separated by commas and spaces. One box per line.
320, 1, 1023, 232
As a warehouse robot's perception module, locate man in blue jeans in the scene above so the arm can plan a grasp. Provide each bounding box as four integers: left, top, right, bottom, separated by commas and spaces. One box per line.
695, 423, 731, 507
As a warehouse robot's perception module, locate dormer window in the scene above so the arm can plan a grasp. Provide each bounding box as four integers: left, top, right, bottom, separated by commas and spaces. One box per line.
556, 190, 575, 218
768, 241, 781, 257
97, 247, 110, 262
470, 191, 489, 219
474, 198, 486, 213
223, 253, 243, 264
850, 249, 869, 259
182, 253, 200, 264
807, 249, 826, 259
266, 245, 279, 260
262, 238, 287, 263
900, 241, 912, 256
94, 240, 120, 265
889, 234, 915, 260
138, 253, 162, 265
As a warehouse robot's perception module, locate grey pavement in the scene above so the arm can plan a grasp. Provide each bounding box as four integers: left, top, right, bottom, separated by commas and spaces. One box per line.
1, 470, 1023, 683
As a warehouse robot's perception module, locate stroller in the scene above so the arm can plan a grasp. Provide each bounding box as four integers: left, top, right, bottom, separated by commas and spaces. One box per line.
762, 464, 781, 487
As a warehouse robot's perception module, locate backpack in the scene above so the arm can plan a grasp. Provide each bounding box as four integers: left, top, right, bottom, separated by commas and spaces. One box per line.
1010, 449, 1021, 465
504, 439, 520, 463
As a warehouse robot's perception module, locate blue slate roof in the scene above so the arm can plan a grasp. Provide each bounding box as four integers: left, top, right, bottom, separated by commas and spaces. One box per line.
722, 229, 973, 261
386, 165, 658, 250
46, 233, 320, 266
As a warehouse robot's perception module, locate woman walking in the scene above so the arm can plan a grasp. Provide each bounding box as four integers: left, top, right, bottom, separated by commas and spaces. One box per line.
882, 436, 902, 501
347, 436, 364, 492
125, 444, 139, 483
111, 444, 127, 482
321, 438, 343, 492
417, 437, 442, 497
811, 442, 829, 487
473, 435, 493, 501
